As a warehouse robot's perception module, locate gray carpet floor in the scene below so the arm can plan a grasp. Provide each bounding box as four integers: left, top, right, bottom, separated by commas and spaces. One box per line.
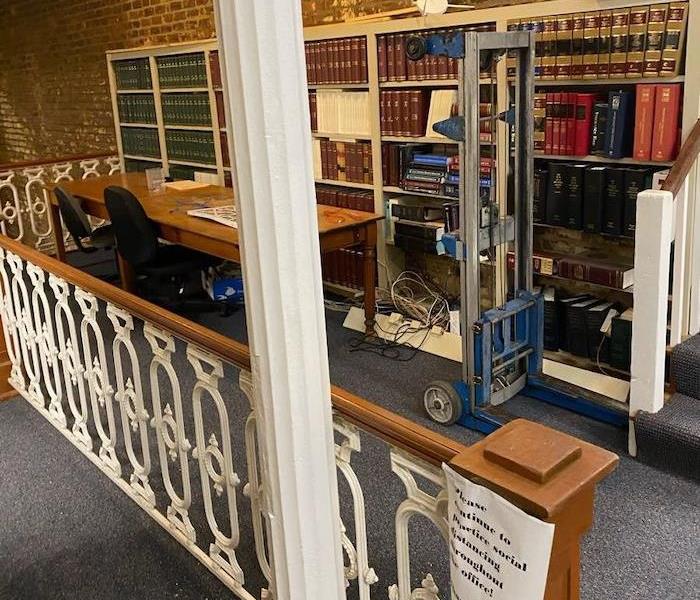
0, 259, 698, 598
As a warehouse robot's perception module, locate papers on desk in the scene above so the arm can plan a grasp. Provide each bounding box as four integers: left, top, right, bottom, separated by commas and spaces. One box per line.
187, 205, 238, 229
166, 180, 212, 191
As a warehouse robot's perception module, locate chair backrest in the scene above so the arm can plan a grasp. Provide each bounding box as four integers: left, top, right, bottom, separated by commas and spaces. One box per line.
104, 185, 159, 267
55, 187, 92, 249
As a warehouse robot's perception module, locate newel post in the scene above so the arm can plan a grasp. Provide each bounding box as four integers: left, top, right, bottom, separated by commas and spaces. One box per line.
450, 419, 618, 600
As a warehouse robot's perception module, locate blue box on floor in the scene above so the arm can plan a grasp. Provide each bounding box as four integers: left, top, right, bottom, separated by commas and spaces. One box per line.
202, 265, 244, 303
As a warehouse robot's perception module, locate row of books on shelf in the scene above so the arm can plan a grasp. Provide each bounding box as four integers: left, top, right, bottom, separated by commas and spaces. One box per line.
121, 127, 160, 158
309, 90, 371, 136
380, 90, 491, 140
509, 250, 634, 291
377, 25, 494, 83
313, 140, 373, 184
533, 84, 681, 161
316, 185, 374, 213
114, 58, 152, 90
534, 162, 667, 237
125, 158, 161, 173
164, 130, 215, 164
322, 249, 364, 291
507, 1, 687, 80
541, 287, 633, 371
304, 37, 368, 85
161, 93, 212, 127
117, 94, 156, 124
157, 53, 208, 88
220, 132, 230, 167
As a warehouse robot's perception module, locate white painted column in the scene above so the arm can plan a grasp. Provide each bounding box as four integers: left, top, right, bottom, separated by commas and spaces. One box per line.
213, 2, 345, 599
629, 189, 674, 455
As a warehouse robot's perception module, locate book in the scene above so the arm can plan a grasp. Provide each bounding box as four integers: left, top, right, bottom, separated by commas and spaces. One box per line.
544, 92, 555, 154
552, 92, 563, 155
633, 84, 656, 160
571, 13, 586, 79
605, 90, 634, 159
597, 10, 613, 78
564, 92, 577, 155
582, 12, 600, 79
602, 166, 625, 235
623, 168, 651, 238
567, 297, 601, 357
395, 221, 445, 241
660, 2, 689, 77
590, 102, 609, 156
533, 93, 547, 153
391, 203, 444, 222
585, 301, 617, 362
626, 5, 649, 78
542, 287, 560, 351
573, 93, 596, 156
643, 3, 669, 77
378, 36, 388, 82
651, 84, 682, 161
609, 308, 633, 371
558, 295, 590, 351
541, 16, 557, 79
555, 13, 573, 79
583, 166, 607, 233
533, 167, 548, 224
546, 162, 567, 226
559, 257, 634, 289
564, 164, 586, 229
609, 8, 630, 77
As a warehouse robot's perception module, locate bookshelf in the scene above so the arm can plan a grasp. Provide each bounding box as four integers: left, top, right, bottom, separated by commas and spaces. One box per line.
303, 0, 698, 380
107, 40, 230, 186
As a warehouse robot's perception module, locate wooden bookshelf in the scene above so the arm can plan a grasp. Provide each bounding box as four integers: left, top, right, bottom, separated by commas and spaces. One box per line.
107, 39, 229, 185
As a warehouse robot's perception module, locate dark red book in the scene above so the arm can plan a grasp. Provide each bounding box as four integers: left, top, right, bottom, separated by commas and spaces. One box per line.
378, 36, 388, 82
209, 51, 221, 88
410, 91, 427, 137
401, 91, 411, 136
633, 84, 656, 161
395, 34, 407, 82
387, 35, 396, 81
360, 38, 368, 82
552, 93, 562, 155
565, 92, 577, 155
651, 84, 682, 162
545, 93, 554, 154
215, 91, 226, 128
348, 37, 358, 83
392, 91, 401, 137
574, 93, 596, 156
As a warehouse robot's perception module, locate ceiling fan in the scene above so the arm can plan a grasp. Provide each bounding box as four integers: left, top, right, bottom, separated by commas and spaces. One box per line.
414, 0, 475, 15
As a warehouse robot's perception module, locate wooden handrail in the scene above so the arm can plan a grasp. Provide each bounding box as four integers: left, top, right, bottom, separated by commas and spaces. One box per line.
0, 152, 114, 172
662, 119, 700, 197
0, 233, 468, 465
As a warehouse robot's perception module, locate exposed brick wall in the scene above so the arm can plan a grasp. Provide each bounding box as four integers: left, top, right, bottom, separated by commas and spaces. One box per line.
0, 0, 541, 162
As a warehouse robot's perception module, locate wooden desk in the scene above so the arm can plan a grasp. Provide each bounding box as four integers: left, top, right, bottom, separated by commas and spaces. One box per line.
49, 173, 383, 328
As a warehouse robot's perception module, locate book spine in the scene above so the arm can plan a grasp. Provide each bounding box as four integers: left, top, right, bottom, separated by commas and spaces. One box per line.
609, 8, 630, 77
565, 92, 577, 155
546, 163, 567, 226
396, 34, 407, 82
555, 13, 573, 79
401, 90, 411, 137
603, 167, 625, 235
583, 167, 606, 233
660, 2, 688, 77
626, 6, 649, 78
573, 93, 595, 156
533, 93, 546, 154
582, 12, 600, 79
606, 90, 632, 159
387, 35, 396, 82
552, 92, 562, 155
623, 168, 649, 238
350, 37, 360, 84
597, 10, 613, 78
533, 168, 548, 223
378, 36, 388, 83
544, 93, 554, 154
541, 17, 557, 79
633, 84, 656, 160
570, 13, 585, 79
565, 164, 585, 229
651, 84, 682, 161
506, 19, 520, 79
643, 4, 668, 77
360, 37, 368, 83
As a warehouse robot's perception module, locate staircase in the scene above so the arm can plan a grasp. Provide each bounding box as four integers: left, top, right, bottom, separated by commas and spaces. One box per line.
635, 335, 700, 480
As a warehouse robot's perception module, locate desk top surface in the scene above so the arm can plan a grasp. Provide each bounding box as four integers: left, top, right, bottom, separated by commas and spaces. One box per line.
52, 173, 383, 244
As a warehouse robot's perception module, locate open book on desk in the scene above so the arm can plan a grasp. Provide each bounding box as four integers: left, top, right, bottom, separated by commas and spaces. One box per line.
187, 205, 238, 229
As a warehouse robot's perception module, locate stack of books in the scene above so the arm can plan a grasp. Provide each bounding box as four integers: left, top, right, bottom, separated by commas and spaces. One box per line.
380, 90, 429, 137
114, 58, 152, 90
117, 94, 156, 124
305, 37, 368, 85
509, 2, 688, 80
315, 185, 374, 212
315, 90, 371, 136
322, 250, 365, 290
161, 93, 211, 126
165, 130, 215, 164
313, 140, 373, 184
121, 127, 160, 158
157, 53, 208, 88
402, 153, 457, 196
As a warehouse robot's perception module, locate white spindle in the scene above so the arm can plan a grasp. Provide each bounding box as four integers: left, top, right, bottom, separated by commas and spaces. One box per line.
22, 167, 53, 250
0, 248, 25, 391
0, 171, 24, 242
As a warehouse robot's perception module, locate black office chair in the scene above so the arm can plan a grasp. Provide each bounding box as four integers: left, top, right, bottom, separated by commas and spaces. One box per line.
104, 185, 220, 310
55, 186, 115, 253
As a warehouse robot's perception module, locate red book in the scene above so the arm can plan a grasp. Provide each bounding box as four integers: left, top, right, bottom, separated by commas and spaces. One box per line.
633, 84, 656, 160
545, 93, 554, 154
401, 91, 411, 137
565, 92, 577, 155
573, 93, 596, 156
378, 36, 388, 82
360, 38, 368, 82
387, 35, 396, 81
552, 93, 562, 155
651, 84, 682, 162
395, 34, 407, 82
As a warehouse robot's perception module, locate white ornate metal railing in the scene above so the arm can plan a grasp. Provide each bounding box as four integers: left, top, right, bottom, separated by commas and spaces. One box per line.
0, 234, 461, 600
0, 154, 120, 253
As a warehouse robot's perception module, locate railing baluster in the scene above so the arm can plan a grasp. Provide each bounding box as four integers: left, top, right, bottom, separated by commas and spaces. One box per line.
188, 345, 245, 584
144, 323, 196, 540
22, 167, 53, 251
0, 171, 24, 243
105, 156, 122, 175
74, 289, 120, 475
0, 248, 25, 392
107, 305, 154, 505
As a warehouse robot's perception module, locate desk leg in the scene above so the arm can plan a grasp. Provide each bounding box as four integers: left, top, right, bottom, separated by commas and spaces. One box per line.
116, 252, 137, 294
49, 201, 66, 262
362, 222, 377, 333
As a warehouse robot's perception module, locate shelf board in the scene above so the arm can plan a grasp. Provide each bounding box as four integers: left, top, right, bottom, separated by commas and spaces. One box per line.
323, 281, 363, 298
533, 75, 685, 87
543, 349, 630, 380
160, 87, 210, 93
168, 159, 217, 169
382, 135, 494, 146
117, 89, 153, 94
164, 124, 213, 131
534, 271, 633, 294
309, 83, 369, 90
124, 154, 161, 162
120, 122, 158, 129
379, 78, 495, 88
383, 185, 454, 201
534, 222, 635, 242
312, 132, 372, 141
315, 178, 374, 190
534, 153, 674, 167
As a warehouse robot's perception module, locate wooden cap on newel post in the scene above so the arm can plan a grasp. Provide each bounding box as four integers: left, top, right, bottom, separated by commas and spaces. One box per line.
449, 419, 619, 600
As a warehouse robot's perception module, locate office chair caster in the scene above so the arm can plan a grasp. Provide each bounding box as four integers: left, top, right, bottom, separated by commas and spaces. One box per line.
423, 380, 462, 425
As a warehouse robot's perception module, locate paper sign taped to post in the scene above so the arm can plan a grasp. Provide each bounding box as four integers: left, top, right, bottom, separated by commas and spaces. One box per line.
443, 464, 555, 600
